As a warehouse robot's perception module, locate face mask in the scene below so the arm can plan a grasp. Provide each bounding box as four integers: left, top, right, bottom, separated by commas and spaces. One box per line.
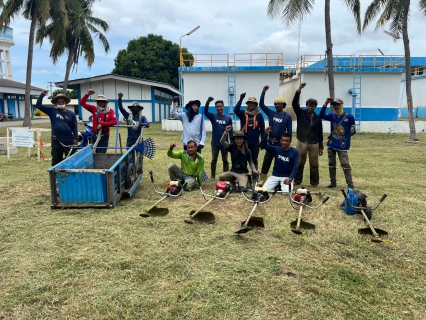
57, 104, 66, 109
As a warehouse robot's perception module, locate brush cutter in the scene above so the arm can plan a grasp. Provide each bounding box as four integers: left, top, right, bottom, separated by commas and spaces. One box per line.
235, 184, 280, 234
340, 188, 388, 242
288, 186, 330, 235
141, 170, 185, 217
184, 180, 233, 224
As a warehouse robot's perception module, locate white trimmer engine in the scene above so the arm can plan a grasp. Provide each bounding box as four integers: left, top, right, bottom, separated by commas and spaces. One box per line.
215, 181, 231, 198
166, 181, 182, 195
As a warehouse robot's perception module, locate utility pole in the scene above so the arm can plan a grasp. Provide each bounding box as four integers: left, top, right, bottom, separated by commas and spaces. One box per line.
48, 82, 54, 95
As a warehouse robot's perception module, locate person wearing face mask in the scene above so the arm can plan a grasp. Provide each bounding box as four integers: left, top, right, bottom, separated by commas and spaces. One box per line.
80, 89, 117, 153
319, 97, 356, 189
170, 96, 206, 153
118, 93, 150, 173
234, 93, 265, 170
35, 90, 79, 165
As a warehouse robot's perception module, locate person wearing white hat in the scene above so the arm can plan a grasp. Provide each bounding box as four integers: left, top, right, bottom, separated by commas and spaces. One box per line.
319, 97, 356, 189
35, 90, 78, 165
80, 89, 117, 153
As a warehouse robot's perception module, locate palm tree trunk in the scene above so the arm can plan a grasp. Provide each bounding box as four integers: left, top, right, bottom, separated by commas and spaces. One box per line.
23, 5, 39, 127
402, 0, 417, 140
324, 0, 334, 98
62, 48, 75, 95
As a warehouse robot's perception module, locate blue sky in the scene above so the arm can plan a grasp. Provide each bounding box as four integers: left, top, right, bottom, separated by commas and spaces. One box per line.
6, 0, 426, 92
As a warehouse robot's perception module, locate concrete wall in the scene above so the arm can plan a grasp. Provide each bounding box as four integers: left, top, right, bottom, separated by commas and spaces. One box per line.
399, 75, 426, 118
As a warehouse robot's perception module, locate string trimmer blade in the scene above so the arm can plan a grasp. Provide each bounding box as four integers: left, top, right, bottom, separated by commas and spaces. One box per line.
291, 228, 303, 235
235, 226, 251, 234
190, 211, 216, 224
184, 219, 194, 224
358, 228, 388, 236
241, 216, 264, 228
146, 206, 169, 215
139, 213, 150, 218
290, 219, 316, 230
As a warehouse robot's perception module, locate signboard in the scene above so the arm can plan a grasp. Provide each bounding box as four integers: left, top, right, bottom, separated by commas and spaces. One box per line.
11, 128, 34, 147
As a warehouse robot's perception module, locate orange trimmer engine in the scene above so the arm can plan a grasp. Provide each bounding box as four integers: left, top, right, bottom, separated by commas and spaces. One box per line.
215, 181, 231, 198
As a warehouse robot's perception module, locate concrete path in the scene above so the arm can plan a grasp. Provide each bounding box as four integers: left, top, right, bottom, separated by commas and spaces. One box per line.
0, 118, 50, 128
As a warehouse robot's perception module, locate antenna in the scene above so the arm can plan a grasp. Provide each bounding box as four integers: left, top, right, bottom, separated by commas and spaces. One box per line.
378, 48, 384, 56
48, 81, 54, 93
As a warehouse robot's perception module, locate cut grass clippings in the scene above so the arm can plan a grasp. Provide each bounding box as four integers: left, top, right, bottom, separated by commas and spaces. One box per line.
0, 123, 425, 319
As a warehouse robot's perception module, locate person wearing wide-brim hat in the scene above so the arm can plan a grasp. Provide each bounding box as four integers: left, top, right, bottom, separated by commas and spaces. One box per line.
258, 85, 293, 185
170, 96, 206, 153
218, 126, 260, 187
319, 96, 356, 189
233, 92, 265, 170
80, 88, 117, 153
118, 94, 150, 173
35, 90, 78, 166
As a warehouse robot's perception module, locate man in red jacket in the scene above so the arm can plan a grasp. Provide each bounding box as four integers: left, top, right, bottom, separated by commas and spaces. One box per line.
80, 89, 117, 153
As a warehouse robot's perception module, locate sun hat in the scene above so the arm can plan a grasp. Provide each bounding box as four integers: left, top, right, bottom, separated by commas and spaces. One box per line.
331, 98, 344, 105
245, 96, 258, 105
231, 131, 247, 140
274, 96, 285, 104
51, 94, 70, 105
185, 100, 201, 110
95, 94, 109, 103
128, 102, 143, 110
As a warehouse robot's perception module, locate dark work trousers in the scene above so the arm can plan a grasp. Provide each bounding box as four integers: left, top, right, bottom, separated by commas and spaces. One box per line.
127, 140, 143, 173
91, 134, 109, 154
248, 142, 260, 169
211, 145, 229, 178
261, 148, 276, 175
51, 139, 75, 166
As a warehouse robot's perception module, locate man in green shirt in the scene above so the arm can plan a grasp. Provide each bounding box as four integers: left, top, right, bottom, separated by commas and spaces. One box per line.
167, 140, 205, 191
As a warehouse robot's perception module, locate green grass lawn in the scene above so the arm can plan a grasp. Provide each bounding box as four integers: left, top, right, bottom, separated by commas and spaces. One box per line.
1, 123, 425, 319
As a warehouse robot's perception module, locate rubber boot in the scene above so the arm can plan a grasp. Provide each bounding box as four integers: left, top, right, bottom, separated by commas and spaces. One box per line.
258, 174, 267, 187
326, 168, 337, 188
210, 163, 216, 180
294, 166, 304, 186
344, 169, 354, 189
223, 161, 229, 173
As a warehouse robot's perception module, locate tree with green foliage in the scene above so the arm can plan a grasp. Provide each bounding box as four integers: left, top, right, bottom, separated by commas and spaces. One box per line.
267, 0, 361, 99
0, 0, 78, 127
112, 34, 192, 89
48, 89, 78, 99
36, 0, 109, 95
362, 0, 422, 141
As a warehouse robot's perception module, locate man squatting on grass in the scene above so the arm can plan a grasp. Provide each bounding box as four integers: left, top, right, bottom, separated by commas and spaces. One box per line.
170, 96, 206, 153
258, 85, 292, 184
167, 140, 205, 191
118, 93, 150, 173
219, 126, 261, 188
260, 127, 299, 193
36, 90, 78, 166
80, 89, 117, 153
319, 97, 356, 189
204, 96, 233, 179
292, 82, 324, 187
234, 92, 265, 170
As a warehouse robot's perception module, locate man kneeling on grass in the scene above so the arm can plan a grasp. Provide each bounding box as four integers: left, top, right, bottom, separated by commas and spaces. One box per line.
219, 125, 260, 188
167, 140, 205, 191
260, 127, 299, 193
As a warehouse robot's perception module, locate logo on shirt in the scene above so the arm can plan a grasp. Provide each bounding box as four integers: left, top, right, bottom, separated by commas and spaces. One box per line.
216, 120, 226, 124
273, 117, 283, 123
56, 114, 64, 121
278, 155, 289, 162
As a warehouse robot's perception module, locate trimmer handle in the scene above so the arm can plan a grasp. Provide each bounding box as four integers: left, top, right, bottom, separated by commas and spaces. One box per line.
149, 170, 154, 183
379, 194, 387, 203
340, 187, 348, 200
322, 196, 330, 204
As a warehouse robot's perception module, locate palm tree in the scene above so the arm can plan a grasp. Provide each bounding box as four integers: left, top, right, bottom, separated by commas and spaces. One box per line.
267, 0, 361, 98
363, 0, 421, 141
36, 0, 109, 94
0, 0, 74, 127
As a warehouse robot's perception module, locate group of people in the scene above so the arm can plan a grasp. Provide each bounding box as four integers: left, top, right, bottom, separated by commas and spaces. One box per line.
36, 89, 149, 168
37, 83, 356, 193
168, 82, 356, 192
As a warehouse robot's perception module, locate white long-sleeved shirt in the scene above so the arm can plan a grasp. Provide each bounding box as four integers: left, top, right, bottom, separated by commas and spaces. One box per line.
170, 103, 206, 146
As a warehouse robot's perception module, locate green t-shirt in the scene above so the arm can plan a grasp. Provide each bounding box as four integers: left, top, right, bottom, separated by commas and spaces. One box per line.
167, 149, 205, 186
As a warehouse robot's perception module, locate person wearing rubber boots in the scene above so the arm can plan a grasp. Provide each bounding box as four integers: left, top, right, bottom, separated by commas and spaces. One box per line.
258, 85, 292, 185
319, 97, 356, 189
260, 127, 299, 193
167, 140, 205, 191
291, 82, 324, 187
219, 126, 260, 188
80, 89, 117, 153
170, 96, 206, 153
36, 90, 78, 166
204, 96, 233, 179
234, 92, 265, 170
118, 93, 150, 174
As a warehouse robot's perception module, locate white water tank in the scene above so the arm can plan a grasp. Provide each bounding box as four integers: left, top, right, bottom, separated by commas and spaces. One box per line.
0, 27, 14, 80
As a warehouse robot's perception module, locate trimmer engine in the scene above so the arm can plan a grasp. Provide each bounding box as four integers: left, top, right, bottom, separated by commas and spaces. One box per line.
215, 181, 231, 198
166, 181, 182, 195
293, 187, 313, 204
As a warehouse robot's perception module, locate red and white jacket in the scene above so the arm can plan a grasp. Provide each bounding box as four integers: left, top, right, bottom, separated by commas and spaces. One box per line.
80, 94, 117, 136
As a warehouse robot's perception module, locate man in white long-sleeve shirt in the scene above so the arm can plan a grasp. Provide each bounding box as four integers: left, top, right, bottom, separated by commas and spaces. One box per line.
170, 96, 206, 153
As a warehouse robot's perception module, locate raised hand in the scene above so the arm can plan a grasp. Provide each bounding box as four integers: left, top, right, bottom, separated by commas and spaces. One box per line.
206, 96, 214, 103
265, 126, 272, 134
225, 125, 232, 133
118, 92, 123, 99
170, 142, 177, 149
240, 92, 246, 100
300, 82, 306, 89
325, 97, 334, 104
42, 90, 48, 95
88, 89, 95, 95
263, 85, 269, 92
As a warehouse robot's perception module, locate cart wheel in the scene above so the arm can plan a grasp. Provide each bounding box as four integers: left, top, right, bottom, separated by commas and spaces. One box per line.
126, 163, 137, 189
